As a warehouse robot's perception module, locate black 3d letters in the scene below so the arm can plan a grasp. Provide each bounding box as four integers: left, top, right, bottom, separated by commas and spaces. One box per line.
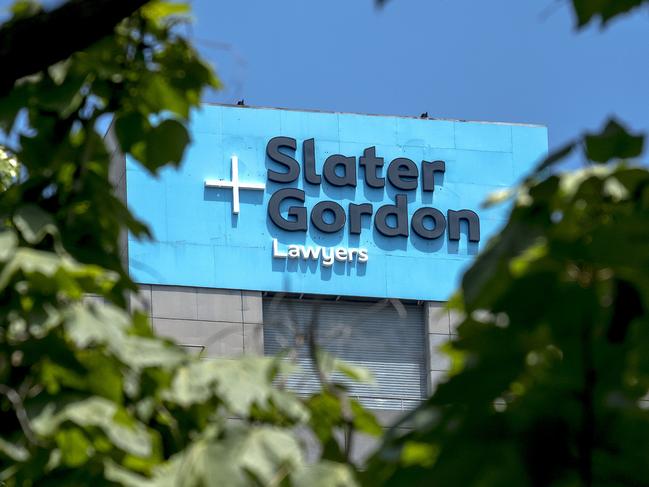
268, 188, 307, 231
265, 137, 480, 241
267, 137, 299, 183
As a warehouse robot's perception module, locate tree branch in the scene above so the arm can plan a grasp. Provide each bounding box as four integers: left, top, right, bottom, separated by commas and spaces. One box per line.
0, 0, 149, 95
0, 383, 43, 447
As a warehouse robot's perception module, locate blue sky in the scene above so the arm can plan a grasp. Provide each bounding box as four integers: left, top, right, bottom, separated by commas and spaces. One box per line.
0, 0, 646, 160
191, 0, 648, 159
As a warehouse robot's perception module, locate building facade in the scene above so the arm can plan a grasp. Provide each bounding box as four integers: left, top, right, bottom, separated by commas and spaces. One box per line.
111, 104, 547, 429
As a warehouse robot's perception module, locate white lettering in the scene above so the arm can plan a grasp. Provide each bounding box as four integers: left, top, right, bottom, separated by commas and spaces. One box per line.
335, 248, 348, 262
288, 245, 300, 258
321, 247, 334, 267
358, 249, 368, 263
272, 238, 287, 258
301, 246, 322, 259
347, 248, 357, 262
271, 239, 367, 267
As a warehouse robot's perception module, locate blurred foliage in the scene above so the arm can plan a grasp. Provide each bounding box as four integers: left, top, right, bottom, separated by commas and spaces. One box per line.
0, 1, 376, 485
365, 119, 648, 486
365, 1, 649, 485
570, 0, 649, 27
0, 147, 18, 191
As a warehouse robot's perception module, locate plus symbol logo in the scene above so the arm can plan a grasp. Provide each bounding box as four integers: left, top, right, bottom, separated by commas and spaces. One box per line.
204, 156, 265, 214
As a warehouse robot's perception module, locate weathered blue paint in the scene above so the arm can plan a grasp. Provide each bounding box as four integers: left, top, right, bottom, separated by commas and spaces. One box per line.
127, 105, 547, 301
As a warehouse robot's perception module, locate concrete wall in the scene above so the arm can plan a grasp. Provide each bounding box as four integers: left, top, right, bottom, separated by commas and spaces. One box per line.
130, 285, 263, 357
425, 302, 458, 393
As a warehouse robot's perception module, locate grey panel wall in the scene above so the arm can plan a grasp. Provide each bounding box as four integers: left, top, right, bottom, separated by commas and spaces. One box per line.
131, 285, 264, 357
425, 302, 458, 393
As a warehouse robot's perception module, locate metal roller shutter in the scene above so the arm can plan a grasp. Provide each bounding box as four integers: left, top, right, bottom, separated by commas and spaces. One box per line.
263, 297, 427, 411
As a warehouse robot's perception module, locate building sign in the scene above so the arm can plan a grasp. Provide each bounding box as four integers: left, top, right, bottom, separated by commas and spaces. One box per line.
127, 105, 547, 300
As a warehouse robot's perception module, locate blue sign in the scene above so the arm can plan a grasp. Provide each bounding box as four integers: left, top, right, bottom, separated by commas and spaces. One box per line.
127, 105, 547, 301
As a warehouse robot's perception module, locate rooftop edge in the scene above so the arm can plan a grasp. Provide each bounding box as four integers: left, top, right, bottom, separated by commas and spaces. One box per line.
200, 102, 548, 129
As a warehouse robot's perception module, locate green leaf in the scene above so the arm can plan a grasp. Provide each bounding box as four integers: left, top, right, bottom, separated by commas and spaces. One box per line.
351, 399, 382, 436
32, 398, 153, 458
306, 392, 344, 445
0, 83, 30, 132
13, 204, 58, 244
64, 302, 186, 370
316, 349, 375, 384
48, 59, 72, 85
37, 73, 87, 117
141, 1, 191, 22
10, 0, 41, 17
508, 240, 547, 277
64, 303, 130, 348
292, 461, 360, 487
114, 111, 151, 153
0, 230, 18, 261
151, 425, 304, 487
607, 278, 644, 343
585, 118, 644, 163
140, 76, 191, 118
0, 437, 29, 462
400, 441, 439, 467
55, 428, 92, 467
104, 459, 152, 487
571, 0, 648, 27
0, 250, 67, 290
0, 145, 19, 190
164, 358, 307, 420
133, 119, 191, 172
335, 360, 375, 384
0, 247, 118, 297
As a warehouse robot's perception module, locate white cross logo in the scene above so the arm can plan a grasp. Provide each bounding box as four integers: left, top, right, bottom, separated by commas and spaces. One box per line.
204, 155, 265, 214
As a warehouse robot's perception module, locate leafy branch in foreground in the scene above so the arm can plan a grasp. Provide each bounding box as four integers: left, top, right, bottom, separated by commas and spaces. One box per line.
365, 119, 649, 486
0, 0, 149, 94
366, 0, 649, 482
0, 1, 375, 485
